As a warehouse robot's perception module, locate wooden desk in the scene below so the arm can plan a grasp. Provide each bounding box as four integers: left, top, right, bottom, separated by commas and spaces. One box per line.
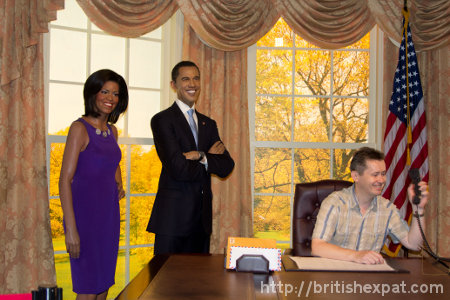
116, 254, 449, 300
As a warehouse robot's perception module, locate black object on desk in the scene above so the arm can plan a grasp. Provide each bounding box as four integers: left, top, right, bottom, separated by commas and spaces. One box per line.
236, 254, 270, 274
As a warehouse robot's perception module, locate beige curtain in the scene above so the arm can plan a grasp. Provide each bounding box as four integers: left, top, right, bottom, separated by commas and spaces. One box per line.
421, 47, 450, 257
181, 24, 252, 253
0, 0, 63, 294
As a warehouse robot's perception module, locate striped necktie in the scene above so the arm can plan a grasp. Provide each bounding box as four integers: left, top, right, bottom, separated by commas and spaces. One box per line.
187, 108, 198, 147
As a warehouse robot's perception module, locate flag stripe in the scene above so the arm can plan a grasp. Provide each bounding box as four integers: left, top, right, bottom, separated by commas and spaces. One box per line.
383, 131, 407, 198
384, 120, 406, 168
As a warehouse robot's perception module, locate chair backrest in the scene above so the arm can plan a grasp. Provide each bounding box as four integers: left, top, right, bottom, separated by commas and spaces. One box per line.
292, 179, 353, 256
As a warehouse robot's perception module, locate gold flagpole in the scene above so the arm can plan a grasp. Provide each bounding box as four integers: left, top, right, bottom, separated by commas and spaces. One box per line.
403, 1, 412, 166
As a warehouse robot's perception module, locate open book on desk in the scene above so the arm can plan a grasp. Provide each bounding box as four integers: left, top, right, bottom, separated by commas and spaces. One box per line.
282, 256, 409, 273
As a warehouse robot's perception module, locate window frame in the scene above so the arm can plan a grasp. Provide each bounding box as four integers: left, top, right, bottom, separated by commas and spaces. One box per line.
247, 25, 385, 247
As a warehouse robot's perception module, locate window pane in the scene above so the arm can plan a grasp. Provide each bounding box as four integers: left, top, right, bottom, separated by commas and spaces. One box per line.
257, 18, 293, 48
50, 198, 65, 251
294, 34, 320, 48
255, 96, 291, 142
50, 29, 87, 82
115, 116, 125, 138
49, 135, 63, 255
91, 21, 102, 32
142, 27, 162, 39
253, 196, 290, 243
333, 51, 369, 96
119, 196, 126, 247
129, 40, 161, 89
118, 145, 127, 247
55, 254, 76, 300
254, 148, 291, 193
256, 49, 292, 95
332, 98, 368, 143
294, 50, 331, 95
91, 34, 126, 76
118, 144, 127, 192
344, 32, 370, 49
48, 83, 83, 134
294, 97, 330, 142
50, 143, 65, 196
109, 250, 126, 299
52, 1, 87, 29
293, 149, 331, 183
130, 146, 161, 194
130, 247, 154, 281
127, 90, 160, 138
333, 149, 354, 180
130, 196, 156, 245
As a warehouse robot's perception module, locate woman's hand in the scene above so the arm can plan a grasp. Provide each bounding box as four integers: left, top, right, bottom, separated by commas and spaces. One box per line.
65, 227, 81, 259
117, 182, 125, 199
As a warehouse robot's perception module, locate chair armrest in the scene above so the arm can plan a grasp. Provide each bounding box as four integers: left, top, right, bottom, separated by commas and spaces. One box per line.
283, 248, 293, 255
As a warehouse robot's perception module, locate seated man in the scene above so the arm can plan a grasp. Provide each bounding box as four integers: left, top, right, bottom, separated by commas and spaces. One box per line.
311, 147, 429, 264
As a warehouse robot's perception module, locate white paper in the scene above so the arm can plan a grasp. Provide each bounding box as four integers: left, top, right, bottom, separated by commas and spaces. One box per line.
228, 246, 282, 271
290, 256, 394, 272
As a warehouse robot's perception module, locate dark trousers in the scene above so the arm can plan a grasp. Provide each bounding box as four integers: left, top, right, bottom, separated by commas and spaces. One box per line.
154, 230, 210, 255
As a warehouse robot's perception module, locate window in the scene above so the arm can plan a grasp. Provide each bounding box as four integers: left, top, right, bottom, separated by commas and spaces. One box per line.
44, 2, 174, 298
249, 19, 382, 249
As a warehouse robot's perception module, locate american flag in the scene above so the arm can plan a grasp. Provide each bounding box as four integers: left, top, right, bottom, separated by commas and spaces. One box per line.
382, 10, 429, 256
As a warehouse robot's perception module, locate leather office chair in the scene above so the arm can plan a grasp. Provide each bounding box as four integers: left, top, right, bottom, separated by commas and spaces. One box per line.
291, 179, 353, 257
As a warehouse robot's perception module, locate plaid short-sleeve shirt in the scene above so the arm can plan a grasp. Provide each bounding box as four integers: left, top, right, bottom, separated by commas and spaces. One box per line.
312, 185, 409, 252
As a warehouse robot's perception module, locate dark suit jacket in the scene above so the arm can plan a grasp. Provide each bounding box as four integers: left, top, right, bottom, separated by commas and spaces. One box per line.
146, 102, 234, 236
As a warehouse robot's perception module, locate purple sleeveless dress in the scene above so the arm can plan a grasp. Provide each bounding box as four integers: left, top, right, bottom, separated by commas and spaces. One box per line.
68, 118, 121, 294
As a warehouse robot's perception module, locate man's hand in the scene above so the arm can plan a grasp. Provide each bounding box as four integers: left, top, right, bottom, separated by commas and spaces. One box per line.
352, 250, 385, 264
312, 239, 385, 265
183, 151, 200, 160
208, 141, 225, 154
407, 181, 429, 209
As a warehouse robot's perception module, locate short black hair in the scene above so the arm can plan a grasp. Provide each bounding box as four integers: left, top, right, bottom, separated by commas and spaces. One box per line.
83, 69, 128, 124
350, 147, 385, 174
171, 61, 200, 82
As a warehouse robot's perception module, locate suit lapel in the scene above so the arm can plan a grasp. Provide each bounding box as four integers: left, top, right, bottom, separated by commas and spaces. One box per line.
196, 111, 208, 151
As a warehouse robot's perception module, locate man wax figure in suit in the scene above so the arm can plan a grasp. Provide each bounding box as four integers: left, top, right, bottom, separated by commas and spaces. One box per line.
147, 61, 235, 255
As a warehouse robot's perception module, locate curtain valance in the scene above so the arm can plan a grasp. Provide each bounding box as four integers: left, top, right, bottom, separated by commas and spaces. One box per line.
2, 0, 448, 86
74, 0, 449, 51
